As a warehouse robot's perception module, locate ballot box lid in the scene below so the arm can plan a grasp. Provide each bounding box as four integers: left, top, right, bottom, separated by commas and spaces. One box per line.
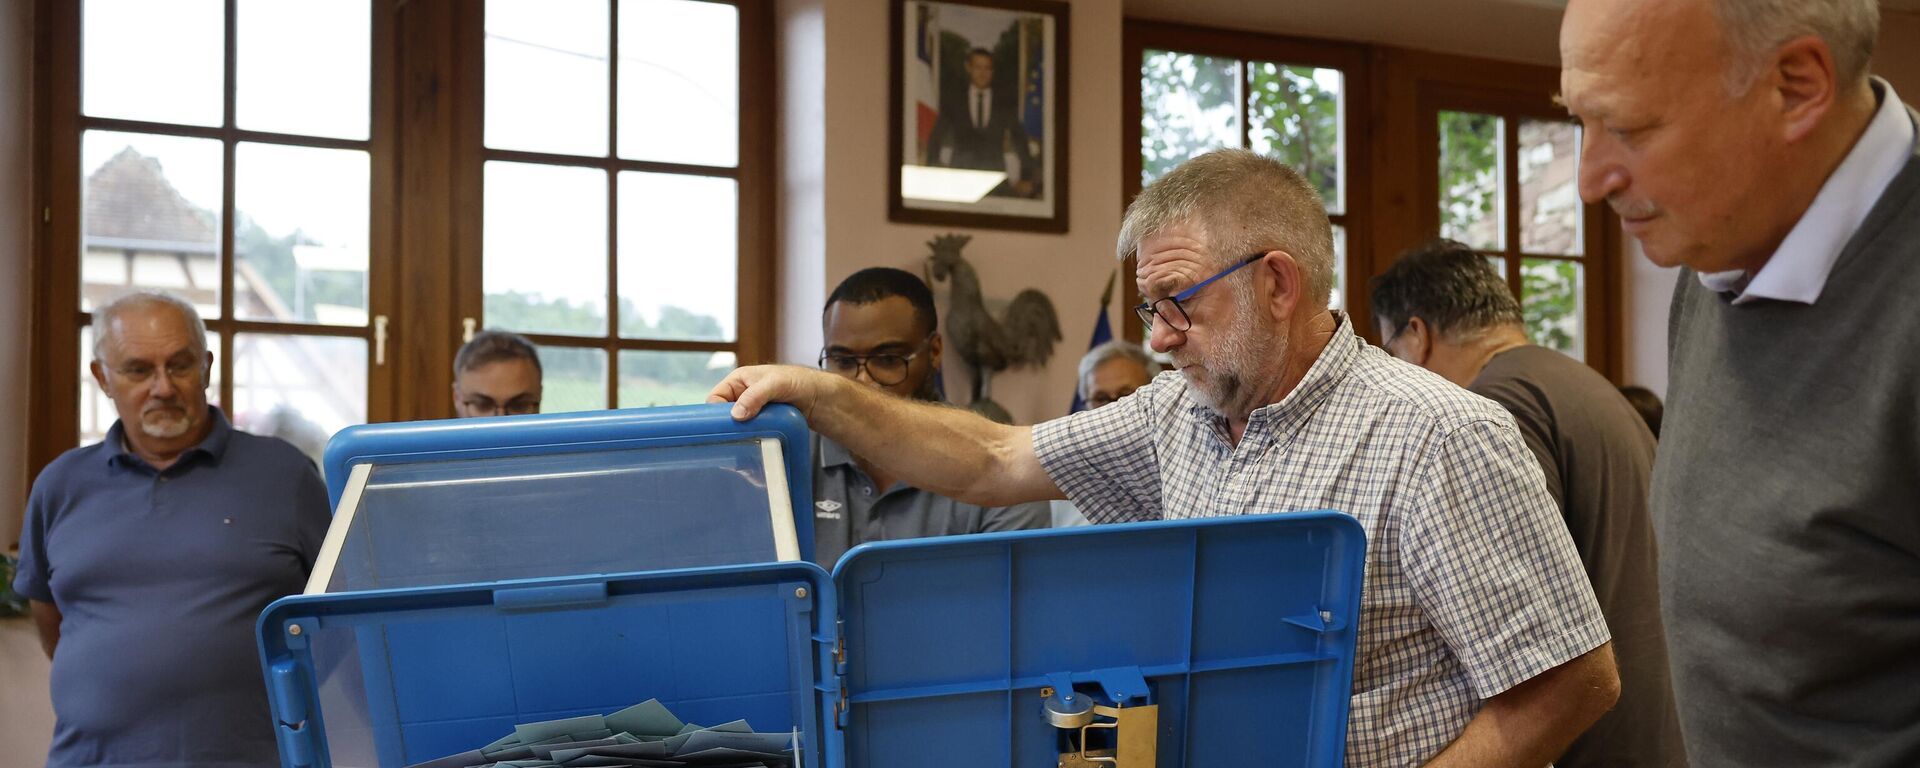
257, 511, 1364, 767
309, 403, 815, 593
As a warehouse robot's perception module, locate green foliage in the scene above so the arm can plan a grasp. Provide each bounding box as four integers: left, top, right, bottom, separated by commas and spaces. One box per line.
1139, 52, 1341, 204
231, 213, 367, 322
1140, 49, 1237, 184
1521, 258, 1581, 356
1438, 111, 1501, 249
1247, 63, 1339, 207
483, 291, 732, 411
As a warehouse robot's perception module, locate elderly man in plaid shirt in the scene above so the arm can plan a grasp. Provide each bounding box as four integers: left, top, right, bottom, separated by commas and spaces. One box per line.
711, 149, 1619, 766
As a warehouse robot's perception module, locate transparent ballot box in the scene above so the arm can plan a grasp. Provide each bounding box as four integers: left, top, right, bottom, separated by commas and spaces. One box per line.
261, 404, 1367, 768
308, 404, 813, 594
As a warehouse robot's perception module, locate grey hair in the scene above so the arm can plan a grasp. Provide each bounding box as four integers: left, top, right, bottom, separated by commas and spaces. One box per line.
1369, 238, 1523, 341
1077, 340, 1162, 398
91, 291, 209, 363
1713, 0, 1879, 92
1117, 149, 1336, 311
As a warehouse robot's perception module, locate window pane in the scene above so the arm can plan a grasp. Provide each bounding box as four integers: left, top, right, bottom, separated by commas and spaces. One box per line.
230, 333, 365, 461
1519, 120, 1584, 256
617, 172, 736, 341
78, 327, 223, 447
619, 350, 735, 408
1249, 63, 1342, 212
235, 143, 370, 325
1142, 49, 1239, 185
535, 345, 608, 413
485, 0, 610, 156
617, 0, 738, 166
1522, 258, 1584, 361
81, 131, 225, 317
484, 162, 609, 335
1488, 255, 1508, 279
236, 0, 371, 140
1438, 111, 1505, 250
83, 0, 224, 126
1330, 224, 1346, 311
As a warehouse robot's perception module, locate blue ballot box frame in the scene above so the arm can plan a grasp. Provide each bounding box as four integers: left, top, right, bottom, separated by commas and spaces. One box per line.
319, 404, 817, 565
258, 513, 1365, 767
265, 402, 1365, 767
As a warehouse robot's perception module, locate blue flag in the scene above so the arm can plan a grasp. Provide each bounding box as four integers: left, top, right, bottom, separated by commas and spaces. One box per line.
1068, 270, 1118, 414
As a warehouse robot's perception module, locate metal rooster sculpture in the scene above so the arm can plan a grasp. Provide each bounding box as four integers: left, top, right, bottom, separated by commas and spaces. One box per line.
924, 233, 1062, 423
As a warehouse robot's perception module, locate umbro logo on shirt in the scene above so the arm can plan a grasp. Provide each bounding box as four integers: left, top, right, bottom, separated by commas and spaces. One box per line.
815, 499, 843, 519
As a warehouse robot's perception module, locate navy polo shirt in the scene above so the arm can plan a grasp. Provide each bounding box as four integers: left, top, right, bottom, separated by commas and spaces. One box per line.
12, 407, 331, 768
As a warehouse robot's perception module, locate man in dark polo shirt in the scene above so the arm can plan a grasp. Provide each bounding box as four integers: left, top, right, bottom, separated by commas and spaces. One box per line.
1372, 239, 1684, 768
13, 291, 331, 768
810, 268, 1049, 565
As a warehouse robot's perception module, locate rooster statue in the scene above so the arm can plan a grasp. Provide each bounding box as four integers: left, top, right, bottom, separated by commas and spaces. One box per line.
924, 233, 1062, 423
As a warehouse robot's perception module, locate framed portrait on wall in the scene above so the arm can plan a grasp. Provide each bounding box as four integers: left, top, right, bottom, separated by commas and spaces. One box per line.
889, 0, 1070, 232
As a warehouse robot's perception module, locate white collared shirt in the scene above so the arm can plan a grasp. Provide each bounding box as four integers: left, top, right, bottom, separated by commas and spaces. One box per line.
1700, 78, 1918, 303
967, 85, 990, 128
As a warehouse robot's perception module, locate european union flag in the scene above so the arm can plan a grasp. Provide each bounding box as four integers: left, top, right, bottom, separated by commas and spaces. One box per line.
1022, 23, 1045, 138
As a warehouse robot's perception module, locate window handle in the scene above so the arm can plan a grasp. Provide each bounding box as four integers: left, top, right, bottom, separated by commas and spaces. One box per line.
374, 315, 390, 366
462, 317, 477, 343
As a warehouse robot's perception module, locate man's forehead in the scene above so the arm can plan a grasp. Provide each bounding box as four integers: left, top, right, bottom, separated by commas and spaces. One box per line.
105, 310, 198, 357
1135, 224, 1211, 274
1561, 0, 1704, 86
823, 298, 924, 347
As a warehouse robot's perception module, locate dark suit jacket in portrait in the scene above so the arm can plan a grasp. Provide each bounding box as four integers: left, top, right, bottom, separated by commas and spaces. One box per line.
925, 87, 1038, 197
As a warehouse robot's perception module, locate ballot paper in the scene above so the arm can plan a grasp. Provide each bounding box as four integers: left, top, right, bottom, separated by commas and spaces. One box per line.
404, 699, 799, 768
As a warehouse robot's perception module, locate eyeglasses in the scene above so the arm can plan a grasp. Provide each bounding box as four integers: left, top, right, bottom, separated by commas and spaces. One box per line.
1133, 253, 1264, 332
1381, 323, 1408, 350
111, 359, 203, 385
461, 398, 540, 417
818, 334, 934, 387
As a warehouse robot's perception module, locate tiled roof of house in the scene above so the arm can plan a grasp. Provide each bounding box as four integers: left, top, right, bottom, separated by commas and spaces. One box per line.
84, 146, 217, 249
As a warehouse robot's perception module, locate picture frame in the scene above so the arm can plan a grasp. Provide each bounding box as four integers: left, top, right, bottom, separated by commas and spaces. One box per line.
888, 0, 1070, 232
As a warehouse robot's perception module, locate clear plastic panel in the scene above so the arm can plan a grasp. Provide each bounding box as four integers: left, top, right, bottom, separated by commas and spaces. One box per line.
312, 438, 796, 593
291, 576, 814, 767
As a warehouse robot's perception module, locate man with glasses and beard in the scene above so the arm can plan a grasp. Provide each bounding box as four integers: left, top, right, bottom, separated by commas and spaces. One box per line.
712, 150, 1619, 766
809, 268, 1049, 566
13, 291, 330, 768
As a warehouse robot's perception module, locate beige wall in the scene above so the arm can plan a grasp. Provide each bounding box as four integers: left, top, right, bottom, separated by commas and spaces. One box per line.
781, 0, 1122, 424
1877, 11, 1920, 97
2, 0, 32, 550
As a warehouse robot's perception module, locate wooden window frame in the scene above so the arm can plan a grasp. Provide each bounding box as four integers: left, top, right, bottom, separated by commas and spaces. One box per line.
28, 0, 398, 476
1121, 20, 1374, 346
1379, 47, 1621, 380
452, 0, 776, 411
25, 0, 776, 488
1123, 23, 1623, 382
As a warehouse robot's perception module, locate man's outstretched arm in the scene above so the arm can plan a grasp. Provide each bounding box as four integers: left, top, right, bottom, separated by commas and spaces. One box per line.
709, 365, 1061, 506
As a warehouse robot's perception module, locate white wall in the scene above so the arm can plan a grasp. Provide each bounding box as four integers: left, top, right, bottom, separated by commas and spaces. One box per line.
2, 0, 33, 550
781, 0, 1123, 424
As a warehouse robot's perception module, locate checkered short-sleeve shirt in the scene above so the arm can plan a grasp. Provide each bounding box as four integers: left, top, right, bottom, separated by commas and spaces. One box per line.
1032, 313, 1610, 766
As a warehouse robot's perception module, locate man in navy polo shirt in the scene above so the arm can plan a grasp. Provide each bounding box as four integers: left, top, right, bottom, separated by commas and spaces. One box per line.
13, 291, 330, 767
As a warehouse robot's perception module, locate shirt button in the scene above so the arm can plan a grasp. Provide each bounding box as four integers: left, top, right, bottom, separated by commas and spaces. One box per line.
862, 486, 873, 496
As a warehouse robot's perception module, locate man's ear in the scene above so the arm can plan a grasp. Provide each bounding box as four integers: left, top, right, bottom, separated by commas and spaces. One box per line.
1258, 250, 1303, 323
1403, 316, 1435, 367
1769, 35, 1841, 144
89, 359, 109, 392
927, 331, 944, 370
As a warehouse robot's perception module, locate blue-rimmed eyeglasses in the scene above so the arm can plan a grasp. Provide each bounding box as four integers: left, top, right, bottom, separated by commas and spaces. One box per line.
1133, 253, 1264, 332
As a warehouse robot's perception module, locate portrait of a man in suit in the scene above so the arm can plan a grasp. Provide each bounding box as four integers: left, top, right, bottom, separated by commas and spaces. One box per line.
926, 47, 1038, 199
